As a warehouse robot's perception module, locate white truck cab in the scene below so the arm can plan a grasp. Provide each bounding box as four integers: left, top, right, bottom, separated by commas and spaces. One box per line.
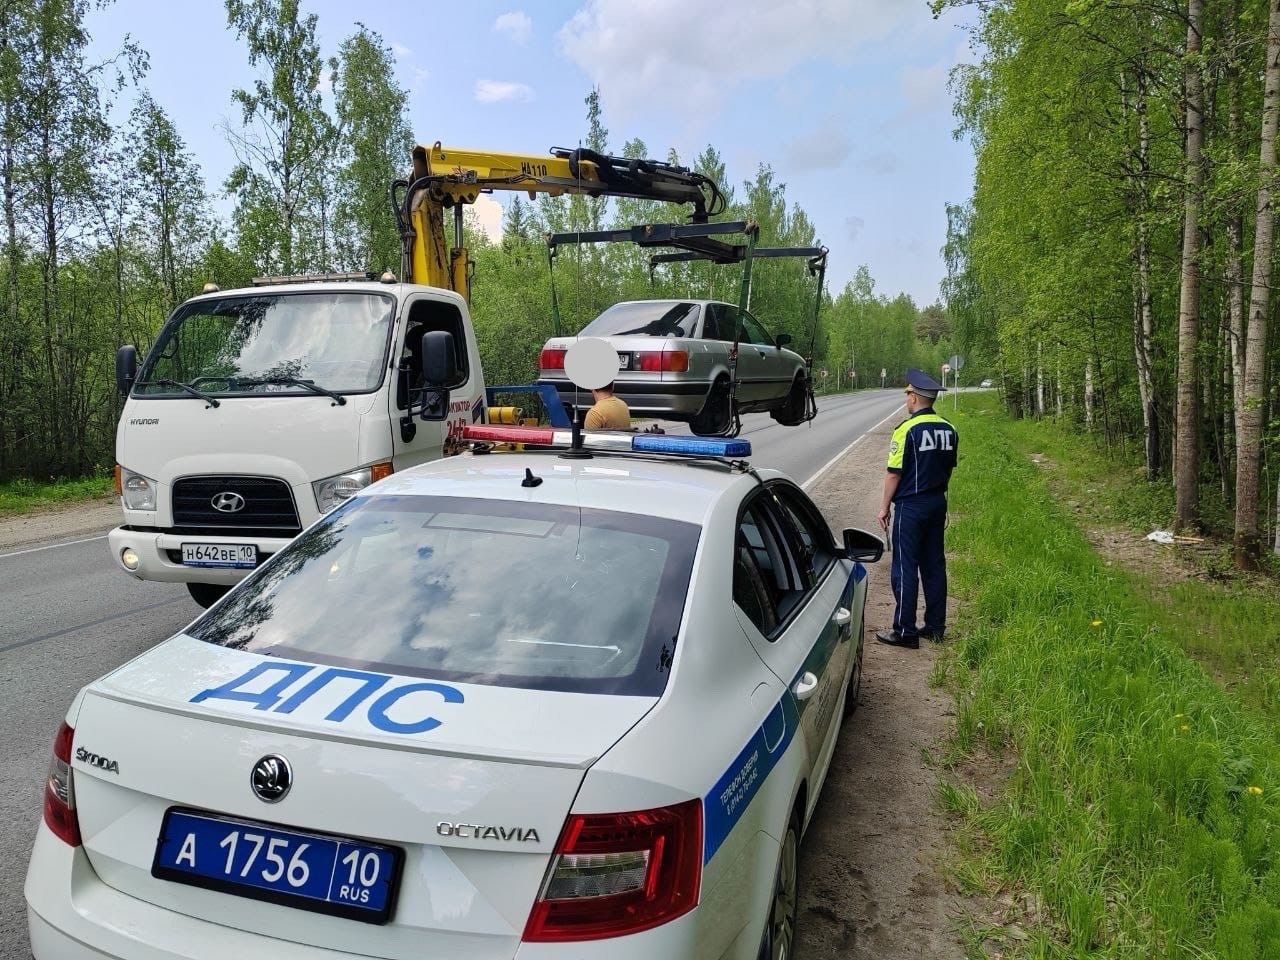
109, 276, 485, 607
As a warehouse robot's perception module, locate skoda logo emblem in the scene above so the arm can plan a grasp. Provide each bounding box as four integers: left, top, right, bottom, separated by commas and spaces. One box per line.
250, 754, 292, 803
211, 491, 246, 513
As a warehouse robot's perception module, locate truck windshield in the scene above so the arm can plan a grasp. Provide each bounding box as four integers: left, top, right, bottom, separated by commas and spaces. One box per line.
135, 291, 395, 398
187, 495, 698, 696
579, 301, 699, 338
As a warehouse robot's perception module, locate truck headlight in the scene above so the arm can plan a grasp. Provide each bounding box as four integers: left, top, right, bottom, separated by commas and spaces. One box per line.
312, 462, 392, 513
119, 468, 157, 511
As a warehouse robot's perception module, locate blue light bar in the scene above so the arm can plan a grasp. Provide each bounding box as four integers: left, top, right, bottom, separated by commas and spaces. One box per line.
630, 435, 752, 457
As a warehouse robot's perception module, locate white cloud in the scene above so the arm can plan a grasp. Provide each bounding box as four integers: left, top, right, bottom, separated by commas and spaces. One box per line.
558, 0, 915, 120
785, 127, 852, 172
475, 80, 535, 103
900, 60, 950, 115
493, 11, 533, 44
390, 41, 412, 59
469, 195, 504, 243
856, 150, 901, 175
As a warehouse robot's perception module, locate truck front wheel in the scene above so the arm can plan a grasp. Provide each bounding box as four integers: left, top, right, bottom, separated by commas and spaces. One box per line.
187, 582, 230, 608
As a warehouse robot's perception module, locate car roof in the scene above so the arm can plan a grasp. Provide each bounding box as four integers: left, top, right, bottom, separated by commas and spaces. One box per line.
362, 450, 782, 527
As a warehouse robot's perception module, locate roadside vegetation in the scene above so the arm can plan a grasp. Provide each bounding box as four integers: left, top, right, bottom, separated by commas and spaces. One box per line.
0, 475, 113, 516
938, 394, 1280, 958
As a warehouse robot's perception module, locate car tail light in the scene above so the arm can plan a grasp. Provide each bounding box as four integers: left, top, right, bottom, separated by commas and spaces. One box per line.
540, 348, 567, 370
635, 350, 689, 373
43, 722, 81, 846
522, 800, 701, 942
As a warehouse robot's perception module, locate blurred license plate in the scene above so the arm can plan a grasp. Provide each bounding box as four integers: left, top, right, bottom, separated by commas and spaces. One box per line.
617, 353, 631, 370
181, 542, 257, 568
152, 809, 403, 923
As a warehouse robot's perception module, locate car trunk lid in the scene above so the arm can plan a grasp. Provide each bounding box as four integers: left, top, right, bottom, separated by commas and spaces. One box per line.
70, 636, 656, 959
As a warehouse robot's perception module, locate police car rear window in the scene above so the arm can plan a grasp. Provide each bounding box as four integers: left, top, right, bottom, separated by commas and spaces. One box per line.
188, 496, 698, 697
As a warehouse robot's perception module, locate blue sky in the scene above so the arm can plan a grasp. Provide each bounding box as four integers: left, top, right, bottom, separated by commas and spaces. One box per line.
87, 0, 976, 306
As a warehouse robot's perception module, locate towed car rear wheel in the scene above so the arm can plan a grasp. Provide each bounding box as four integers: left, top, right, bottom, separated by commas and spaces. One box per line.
760, 808, 800, 960
691, 376, 733, 436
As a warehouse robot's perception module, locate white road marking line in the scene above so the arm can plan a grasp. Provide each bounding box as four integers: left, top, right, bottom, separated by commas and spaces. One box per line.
0, 533, 108, 560
803, 403, 906, 490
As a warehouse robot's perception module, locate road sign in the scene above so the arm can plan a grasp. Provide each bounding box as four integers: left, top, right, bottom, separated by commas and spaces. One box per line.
850, 370, 856, 378
948, 353, 964, 371
941, 363, 951, 375
820, 369, 828, 379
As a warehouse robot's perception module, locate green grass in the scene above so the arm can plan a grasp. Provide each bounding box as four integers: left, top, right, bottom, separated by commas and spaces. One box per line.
0, 475, 114, 515
941, 395, 1280, 958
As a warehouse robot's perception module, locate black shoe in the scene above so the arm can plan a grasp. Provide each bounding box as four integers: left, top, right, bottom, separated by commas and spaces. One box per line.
875, 630, 919, 649
919, 631, 945, 644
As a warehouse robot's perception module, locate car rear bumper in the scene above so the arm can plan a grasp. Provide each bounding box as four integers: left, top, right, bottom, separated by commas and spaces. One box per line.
107, 526, 292, 586
26, 821, 765, 960
537, 379, 710, 419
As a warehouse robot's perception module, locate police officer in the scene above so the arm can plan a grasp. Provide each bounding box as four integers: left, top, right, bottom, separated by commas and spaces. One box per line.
875, 369, 959, 649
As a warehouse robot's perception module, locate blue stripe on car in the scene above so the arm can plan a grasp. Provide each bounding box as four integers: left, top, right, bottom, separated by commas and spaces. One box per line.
703, 694, 799, 864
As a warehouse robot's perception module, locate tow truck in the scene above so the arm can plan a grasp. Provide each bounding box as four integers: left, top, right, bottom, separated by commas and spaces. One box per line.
108, 143, 725, 607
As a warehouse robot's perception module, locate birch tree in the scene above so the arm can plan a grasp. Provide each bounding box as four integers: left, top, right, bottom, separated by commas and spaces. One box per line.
1235, 0, 1280, 568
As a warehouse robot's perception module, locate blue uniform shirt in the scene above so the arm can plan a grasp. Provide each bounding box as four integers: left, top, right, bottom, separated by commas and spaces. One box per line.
887, 408, 958, 501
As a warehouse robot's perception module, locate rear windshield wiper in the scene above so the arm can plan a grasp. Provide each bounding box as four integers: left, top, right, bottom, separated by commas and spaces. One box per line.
135, 378, 221, 408
239, 376, 347, 406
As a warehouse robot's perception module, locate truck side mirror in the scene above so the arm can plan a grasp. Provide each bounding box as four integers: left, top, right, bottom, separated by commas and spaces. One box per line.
414, 330, 457, 422
115, 345, 138, 396
841, 528, 884, 563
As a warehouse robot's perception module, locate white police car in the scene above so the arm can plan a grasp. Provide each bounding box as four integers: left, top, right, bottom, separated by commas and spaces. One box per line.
26, 427, 882, 960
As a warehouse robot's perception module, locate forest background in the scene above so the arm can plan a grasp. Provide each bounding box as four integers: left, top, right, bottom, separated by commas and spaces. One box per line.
938, 0, 1280, 568
0, 0, 956, 490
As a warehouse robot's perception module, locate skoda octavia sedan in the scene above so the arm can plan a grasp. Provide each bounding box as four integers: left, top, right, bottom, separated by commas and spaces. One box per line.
27, 430, 881, 960
538, 300, 811, 434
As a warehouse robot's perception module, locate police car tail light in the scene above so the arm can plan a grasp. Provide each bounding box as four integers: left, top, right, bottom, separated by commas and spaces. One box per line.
522, 799, 701, 942
540, 348, 567, 370
43, 722, 81, 846
635, 349, 689, 373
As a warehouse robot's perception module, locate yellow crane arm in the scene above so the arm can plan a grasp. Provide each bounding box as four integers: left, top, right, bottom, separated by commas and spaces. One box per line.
393, 143, 725, 300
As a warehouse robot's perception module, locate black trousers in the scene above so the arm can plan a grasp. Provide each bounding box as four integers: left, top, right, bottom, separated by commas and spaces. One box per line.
890, 492, 947, 637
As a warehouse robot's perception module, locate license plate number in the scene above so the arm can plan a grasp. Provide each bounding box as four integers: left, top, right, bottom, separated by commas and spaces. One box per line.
181, 543, 257, 568
617, 352, 631, 370
152, 809, 403, 923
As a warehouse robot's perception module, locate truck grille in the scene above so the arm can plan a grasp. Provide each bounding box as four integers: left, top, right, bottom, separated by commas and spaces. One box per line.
171, 476, 301, 533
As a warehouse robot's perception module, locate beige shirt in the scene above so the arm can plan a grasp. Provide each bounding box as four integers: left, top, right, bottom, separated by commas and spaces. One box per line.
584, 395, 631, 430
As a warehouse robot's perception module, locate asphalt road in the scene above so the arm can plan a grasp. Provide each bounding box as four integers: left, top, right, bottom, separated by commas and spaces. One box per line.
0, 387, 904, 957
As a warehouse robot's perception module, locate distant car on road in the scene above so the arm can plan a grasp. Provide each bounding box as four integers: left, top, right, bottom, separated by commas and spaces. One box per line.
538, 300, 810, 434
980, 378, 994, 388
26, 429, 883, 960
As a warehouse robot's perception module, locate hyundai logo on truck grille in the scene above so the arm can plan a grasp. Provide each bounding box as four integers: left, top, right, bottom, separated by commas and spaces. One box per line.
251, 755, 292, 803
211, 491, 246, 513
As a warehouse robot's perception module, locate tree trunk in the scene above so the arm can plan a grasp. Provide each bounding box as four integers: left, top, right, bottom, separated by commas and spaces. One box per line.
1085, 358, 1095, 431
1226, 10, 1247, 447
1133, 68, 1161, 480
1175, 0, 1204, 533
1036, 341, 1045, 418
1236, 0, 1280, 568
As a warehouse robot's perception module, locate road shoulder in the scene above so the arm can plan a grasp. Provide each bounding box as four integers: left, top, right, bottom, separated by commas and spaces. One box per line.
0, 496, 119, 553
801, 416, 964, 959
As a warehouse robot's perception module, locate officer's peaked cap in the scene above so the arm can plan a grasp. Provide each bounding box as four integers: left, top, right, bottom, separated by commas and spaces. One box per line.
904, 368, 944, 399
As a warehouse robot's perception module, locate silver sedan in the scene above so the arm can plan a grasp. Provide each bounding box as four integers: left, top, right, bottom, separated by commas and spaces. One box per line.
538, 300, 810, 434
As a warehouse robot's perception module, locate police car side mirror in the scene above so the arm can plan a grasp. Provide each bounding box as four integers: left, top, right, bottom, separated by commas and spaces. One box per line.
115, 345, 137, 396
841, 528, 884, 563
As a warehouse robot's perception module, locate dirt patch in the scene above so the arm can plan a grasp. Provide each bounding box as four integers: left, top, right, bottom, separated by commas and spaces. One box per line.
0, 495, 119, 552
797, 425, 969, 959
